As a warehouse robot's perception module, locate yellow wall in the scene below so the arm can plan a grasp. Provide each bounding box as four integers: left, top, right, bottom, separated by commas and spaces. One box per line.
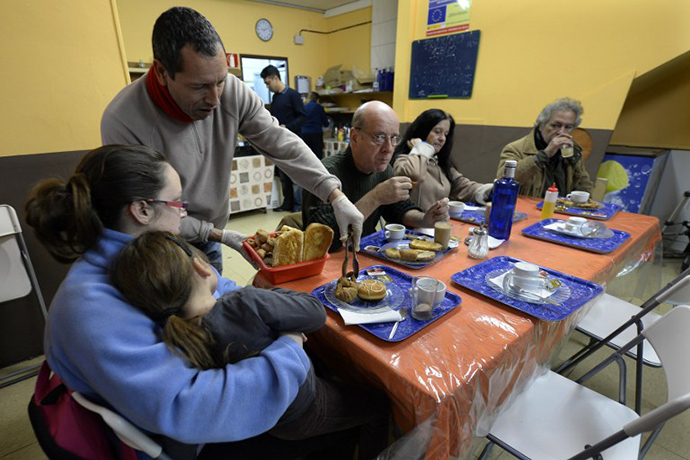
609, 52, 690, 149
116, 0, 371, 86
394, 0, 690, 130
0, 0, 128, 156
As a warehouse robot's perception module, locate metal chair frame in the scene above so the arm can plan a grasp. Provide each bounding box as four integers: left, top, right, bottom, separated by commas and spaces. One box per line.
0, 205, 48, 389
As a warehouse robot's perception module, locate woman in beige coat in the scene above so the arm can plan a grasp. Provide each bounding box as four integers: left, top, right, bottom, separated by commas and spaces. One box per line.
392, 109, 493, 210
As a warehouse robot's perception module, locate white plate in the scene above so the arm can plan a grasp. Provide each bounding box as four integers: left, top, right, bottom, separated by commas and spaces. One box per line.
324, 275, 404, 314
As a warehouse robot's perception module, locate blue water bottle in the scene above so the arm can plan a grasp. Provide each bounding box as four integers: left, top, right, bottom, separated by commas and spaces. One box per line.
488, 160, 520, 240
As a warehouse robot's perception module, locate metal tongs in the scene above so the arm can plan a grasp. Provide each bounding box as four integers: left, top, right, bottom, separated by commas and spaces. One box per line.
341, 228, 360, 280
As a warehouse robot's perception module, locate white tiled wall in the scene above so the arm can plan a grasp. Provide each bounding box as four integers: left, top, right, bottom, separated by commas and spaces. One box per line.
371, 0, 398, 70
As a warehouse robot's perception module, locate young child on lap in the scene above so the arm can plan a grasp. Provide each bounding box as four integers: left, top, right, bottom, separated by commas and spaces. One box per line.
111, 231, 389, 458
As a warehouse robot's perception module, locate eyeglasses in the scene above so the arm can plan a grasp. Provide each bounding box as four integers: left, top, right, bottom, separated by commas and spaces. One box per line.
147, 199, 189, 213
353, 127, 401, 146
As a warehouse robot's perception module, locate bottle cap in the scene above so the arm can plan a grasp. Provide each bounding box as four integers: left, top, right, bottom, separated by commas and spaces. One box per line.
505, 160, 517, 168
548, 182, 558, 192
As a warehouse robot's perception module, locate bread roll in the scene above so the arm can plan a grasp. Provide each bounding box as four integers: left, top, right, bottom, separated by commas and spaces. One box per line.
385, 248, 401, 259
303, 223, 334, 261
357, 279, 386, 301
409, 239, 443, 252
273, 229, 304, 267
400, 249, 435, 261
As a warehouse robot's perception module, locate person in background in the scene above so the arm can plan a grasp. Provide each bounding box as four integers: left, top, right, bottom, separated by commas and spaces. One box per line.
497, 97, 593, 197
392, 108, 493, 210
303, 101, 450, 251
112, 231, 390, 460
261, 64, 307, 213
302, 91, 329, 159
101, 7, 363, 273
26, 145, 361, 459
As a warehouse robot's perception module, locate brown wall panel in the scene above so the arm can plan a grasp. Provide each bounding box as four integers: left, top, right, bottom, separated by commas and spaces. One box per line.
0, 151, 87, 366
400, 123, 612, 185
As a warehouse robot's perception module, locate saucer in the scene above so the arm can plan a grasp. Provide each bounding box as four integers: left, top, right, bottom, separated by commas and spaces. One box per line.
485, 269, 571, 305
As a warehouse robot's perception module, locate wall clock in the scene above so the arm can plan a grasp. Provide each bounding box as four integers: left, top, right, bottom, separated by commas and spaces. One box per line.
255, 18, 273, 42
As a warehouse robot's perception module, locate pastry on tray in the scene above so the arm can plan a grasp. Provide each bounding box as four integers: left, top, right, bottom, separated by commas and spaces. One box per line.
335, 272, 358, 303
303, 223, 334, 262
556, 198, 602, 209
384, 247, 435, 262
408, 239, 443, 252
357, 279, 387, 302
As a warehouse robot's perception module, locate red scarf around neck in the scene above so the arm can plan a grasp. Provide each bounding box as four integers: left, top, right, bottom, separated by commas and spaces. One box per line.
145, 68, 193, 123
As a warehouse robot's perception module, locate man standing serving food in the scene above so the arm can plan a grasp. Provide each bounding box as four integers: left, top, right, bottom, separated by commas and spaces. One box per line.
101, 7, 362, 271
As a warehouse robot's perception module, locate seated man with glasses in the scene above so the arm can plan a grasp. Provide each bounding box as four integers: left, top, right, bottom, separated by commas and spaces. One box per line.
496, 97, 593, 198
303, 101, 450, 251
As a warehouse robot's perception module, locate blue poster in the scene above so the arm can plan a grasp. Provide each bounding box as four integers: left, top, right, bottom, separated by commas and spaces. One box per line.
598, 154, 656, 214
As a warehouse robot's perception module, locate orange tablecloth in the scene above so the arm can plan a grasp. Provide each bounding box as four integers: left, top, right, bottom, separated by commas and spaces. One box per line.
273, 197, 660, 459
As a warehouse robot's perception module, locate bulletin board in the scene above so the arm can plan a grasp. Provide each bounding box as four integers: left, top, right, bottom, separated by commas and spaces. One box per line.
409, 30, 481, 99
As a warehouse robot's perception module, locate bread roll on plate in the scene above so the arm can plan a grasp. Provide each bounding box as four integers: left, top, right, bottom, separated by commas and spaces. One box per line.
409, 239, 443, 252
357, 279, 387, 301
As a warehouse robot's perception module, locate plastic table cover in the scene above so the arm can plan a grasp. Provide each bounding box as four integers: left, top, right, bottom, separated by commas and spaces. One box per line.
257, 196, 661, 459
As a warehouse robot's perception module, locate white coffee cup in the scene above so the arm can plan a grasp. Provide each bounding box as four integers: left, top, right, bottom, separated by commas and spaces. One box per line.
565, 216, 587, 232
566, 191, 590, 204
448, 201, 465, 215
384, 223, 406, 240
409, 276, 446, 321
506, 262, 542, 290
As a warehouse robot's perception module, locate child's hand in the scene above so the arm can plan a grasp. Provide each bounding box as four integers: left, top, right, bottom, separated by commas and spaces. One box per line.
281, 332, 304, 348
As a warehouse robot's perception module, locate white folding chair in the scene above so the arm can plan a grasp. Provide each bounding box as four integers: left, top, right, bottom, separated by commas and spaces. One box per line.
556, 267, 690, 413
478, 305, 690, 460
72, 392, 173, 460
0, 204, 48, 388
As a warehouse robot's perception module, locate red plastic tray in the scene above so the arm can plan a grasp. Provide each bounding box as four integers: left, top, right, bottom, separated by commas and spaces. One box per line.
243, 232, 330, 285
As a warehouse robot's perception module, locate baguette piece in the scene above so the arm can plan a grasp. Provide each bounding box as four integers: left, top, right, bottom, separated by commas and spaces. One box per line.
273, 229, 304, 267
409, 239, 443, 252
303, 223, 334, 261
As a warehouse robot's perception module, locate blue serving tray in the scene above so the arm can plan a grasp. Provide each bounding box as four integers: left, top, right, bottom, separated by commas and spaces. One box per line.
450, 256, 603, 321
359, 230, 457, 270
521, 219, 631, 254
537, 199, 621, 220
312, 264, 462, 342
450, 202, 528, 226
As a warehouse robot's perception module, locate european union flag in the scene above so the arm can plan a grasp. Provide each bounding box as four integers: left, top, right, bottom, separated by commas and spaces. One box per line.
428, 7, 446, 25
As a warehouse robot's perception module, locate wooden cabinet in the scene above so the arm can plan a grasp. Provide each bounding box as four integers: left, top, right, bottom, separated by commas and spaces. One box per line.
126, 61, 242, 82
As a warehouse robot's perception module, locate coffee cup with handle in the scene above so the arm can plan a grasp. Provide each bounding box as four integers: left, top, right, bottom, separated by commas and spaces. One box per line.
566, 191, 590, 204
503, 261, 543, 293
384, 223, 406, 241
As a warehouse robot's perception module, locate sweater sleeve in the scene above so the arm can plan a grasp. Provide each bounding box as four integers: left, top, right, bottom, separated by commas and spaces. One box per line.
393, 152, 430, 182
246, 287, 326, 333
319, 105, 329, 127
448, 166, 483, 202
234, 81, 340, 202
381, 199, 422, 225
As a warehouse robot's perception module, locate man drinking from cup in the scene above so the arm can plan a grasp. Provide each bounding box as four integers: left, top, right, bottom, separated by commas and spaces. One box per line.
496, 97, 593, 198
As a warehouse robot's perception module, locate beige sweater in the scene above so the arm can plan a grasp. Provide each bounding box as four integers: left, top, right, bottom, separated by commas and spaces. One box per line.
393, 143, 484, 210
102, 73, 340, 242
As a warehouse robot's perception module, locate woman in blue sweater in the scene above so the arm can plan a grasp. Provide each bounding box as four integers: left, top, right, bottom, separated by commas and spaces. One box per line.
24, 145, 368, 459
